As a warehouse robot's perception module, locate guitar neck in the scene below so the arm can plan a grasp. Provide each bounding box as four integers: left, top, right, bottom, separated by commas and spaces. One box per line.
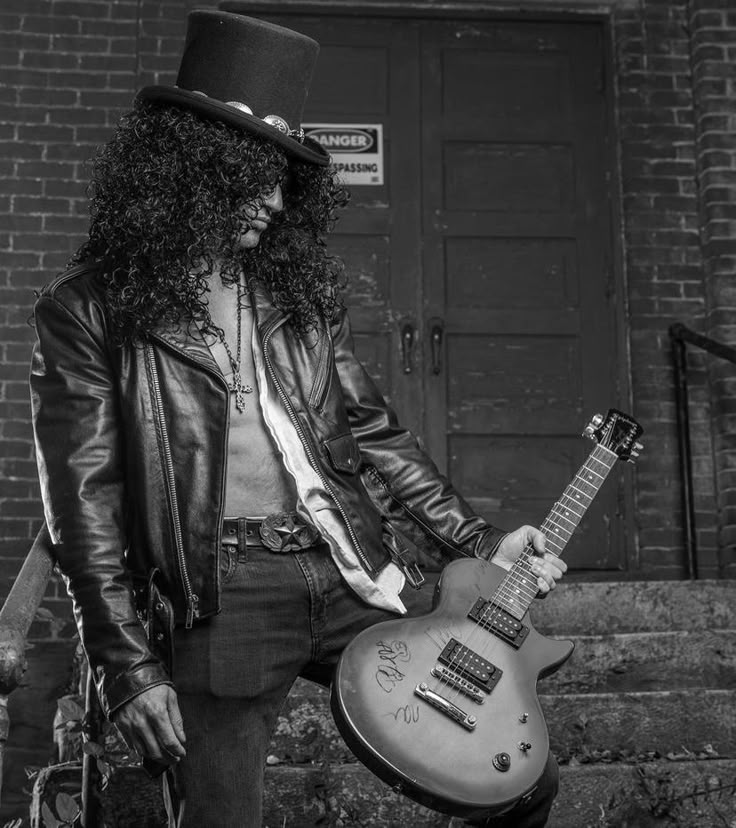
493, 444, 619, 620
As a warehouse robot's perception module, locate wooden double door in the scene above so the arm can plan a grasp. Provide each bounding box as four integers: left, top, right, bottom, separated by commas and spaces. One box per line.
262, 11, 627, 573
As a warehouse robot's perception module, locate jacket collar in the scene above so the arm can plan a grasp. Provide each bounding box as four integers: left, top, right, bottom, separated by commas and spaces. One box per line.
147, 280, 288, 367
251, 280, 289, 338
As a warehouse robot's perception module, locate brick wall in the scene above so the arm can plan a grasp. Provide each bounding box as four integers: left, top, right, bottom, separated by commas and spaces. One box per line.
689, 0, 736, 576
0, 0, 734, 640
611, 0, 716, 579
0, 0, 207, 643
0, 0, 734, 626
5, 0, 733, 624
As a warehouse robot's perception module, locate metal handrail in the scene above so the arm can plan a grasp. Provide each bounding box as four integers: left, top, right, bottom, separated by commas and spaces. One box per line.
0, 523, 55, 806
669, 322, 736, 580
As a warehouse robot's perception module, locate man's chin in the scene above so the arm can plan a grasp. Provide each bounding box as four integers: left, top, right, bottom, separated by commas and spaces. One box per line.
236, 230, 262, 251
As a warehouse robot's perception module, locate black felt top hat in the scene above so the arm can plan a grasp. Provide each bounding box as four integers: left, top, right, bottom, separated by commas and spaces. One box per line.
136, 10, 329, 166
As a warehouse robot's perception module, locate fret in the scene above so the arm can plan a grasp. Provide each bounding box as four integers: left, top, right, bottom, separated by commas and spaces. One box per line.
556, 496, 585, 517
549, 503, 578, 524
543, 520, 573, 543
543, 536, 564, 555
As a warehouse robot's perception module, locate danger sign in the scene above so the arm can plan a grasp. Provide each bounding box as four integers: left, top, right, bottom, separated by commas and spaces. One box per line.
303, 123, 384, 186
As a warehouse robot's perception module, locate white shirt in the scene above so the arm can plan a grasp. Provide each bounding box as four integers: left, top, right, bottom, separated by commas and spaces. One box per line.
251, 324, 407, 614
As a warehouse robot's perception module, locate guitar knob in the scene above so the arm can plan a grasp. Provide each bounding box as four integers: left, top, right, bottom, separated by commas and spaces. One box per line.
493, 752, 511, 772
519, 712, 529, 723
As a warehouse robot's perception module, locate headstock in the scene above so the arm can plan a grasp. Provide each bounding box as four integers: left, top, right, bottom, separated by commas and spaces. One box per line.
583, 409, 643, 462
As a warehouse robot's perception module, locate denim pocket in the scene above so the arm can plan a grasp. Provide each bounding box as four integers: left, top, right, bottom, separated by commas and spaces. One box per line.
220, 546, 238, 584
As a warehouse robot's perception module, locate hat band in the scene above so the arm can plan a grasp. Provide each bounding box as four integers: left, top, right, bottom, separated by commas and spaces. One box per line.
186, 89, 305, 143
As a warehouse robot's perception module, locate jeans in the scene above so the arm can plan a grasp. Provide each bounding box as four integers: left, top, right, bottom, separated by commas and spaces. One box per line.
172, 545, 558, 827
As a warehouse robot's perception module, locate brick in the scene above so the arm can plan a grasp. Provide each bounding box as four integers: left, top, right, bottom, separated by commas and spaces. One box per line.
15, 160, 77, 179
80, 19, 137, 37
17, 87, 79, 107
0, 142, 44, 161
16, 124, 76, 144
42, 215, 86, 234
50, 35, 113, 54
13, 196, 71, 214
21, 50, 80, 70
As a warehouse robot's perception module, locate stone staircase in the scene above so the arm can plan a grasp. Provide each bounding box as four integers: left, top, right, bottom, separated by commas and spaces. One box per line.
262, 578, 736, 827
4, 578, 735, 826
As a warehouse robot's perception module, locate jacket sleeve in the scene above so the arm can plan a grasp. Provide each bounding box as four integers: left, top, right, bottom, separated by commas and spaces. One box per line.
30, 292, 172, 718
331, 307, 507, 562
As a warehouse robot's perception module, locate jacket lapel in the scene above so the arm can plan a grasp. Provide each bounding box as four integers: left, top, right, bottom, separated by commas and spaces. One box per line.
149, 319, 221, 375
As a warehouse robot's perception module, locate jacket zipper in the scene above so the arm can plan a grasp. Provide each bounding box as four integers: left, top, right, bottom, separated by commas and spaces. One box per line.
262, 318, 375, 575
146, 343, 200, 627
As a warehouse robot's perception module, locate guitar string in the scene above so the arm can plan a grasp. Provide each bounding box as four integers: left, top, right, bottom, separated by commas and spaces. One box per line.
429, 449, 612, 710
426, 448, 609, 706
428, 445, 617, 711
469, 448, 615, 673
438, 446, 617, 707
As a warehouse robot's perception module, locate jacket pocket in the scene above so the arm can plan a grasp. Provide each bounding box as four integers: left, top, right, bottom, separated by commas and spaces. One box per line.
324, 432, 361, 475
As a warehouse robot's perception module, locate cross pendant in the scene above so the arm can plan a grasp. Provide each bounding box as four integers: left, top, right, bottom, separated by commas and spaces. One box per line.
233, 378, 253, 413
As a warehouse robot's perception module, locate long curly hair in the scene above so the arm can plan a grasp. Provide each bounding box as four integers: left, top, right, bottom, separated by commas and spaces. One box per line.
70, 101, 350, 343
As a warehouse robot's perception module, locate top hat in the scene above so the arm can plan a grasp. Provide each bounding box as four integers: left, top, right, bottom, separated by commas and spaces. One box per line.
137, 10, 330, 166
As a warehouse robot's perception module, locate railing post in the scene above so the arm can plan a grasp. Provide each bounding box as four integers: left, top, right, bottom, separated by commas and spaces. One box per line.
670, 328, 698, 579
0, 524, 55, 805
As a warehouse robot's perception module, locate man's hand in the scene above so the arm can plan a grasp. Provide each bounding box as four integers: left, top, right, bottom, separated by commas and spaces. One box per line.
494, 525, 567, 594
112, 684, 186, 764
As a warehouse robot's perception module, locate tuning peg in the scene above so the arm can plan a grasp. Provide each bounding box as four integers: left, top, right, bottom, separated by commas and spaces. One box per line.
634, 442, 643, 451
583, 413, 603, 440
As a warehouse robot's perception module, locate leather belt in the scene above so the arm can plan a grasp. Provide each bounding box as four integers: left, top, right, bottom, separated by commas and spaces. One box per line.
222, 512, 321, 553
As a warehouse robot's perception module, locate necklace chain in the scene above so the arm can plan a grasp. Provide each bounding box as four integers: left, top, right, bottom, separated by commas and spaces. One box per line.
218, 286, 252, 413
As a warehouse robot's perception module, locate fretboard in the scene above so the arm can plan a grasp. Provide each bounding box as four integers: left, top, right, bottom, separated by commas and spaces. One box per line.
491, 444, 618, 621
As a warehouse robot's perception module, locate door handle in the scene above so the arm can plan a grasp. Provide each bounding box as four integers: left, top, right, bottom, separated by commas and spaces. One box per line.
401, 323, 415, 374
430, 319, 444, 375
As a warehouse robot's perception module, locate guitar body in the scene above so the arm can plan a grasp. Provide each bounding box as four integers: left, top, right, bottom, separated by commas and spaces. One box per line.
331, 557, 574, 819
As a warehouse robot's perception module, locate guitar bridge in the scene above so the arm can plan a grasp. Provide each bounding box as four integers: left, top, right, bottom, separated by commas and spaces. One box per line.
468, 600, 529, 649
415, 682, 477, 730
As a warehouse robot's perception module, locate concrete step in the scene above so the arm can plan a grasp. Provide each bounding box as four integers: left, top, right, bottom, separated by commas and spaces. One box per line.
261, 758, 736, 827
541, 628, 736, 693
270, 678, 736, 767
403, 577, 736, 636
529, 578, 736, 636
548, 757, 736, 828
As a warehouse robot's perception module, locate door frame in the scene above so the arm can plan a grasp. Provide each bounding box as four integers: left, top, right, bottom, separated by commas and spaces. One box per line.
221, 0, 637, 576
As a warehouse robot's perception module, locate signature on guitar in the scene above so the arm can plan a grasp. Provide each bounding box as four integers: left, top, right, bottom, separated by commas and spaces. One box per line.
374, 639, 410, 693
386, 704, 420, 725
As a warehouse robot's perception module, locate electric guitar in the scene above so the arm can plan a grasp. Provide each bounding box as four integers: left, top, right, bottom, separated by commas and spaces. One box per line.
331, 409, 643, 820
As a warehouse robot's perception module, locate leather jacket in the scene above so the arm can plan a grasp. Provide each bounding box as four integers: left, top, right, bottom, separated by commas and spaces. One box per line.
30, 261, 506, 716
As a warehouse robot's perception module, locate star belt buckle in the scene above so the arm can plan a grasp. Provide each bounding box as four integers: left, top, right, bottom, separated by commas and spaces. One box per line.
259, 512, 320, 553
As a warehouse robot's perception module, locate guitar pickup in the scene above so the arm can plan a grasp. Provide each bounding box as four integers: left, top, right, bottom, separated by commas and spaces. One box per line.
468, 599, 529, 649
438, 638, 501, 693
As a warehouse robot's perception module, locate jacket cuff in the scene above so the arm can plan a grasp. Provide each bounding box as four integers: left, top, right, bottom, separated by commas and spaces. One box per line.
100, 663, 173, 719
474, 528, 508, 561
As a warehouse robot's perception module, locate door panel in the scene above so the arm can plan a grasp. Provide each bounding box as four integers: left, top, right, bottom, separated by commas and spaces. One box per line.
422, 20, 622, 570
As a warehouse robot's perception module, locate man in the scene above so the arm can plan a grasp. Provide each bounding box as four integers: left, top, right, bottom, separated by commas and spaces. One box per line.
30, 11, 566, 827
